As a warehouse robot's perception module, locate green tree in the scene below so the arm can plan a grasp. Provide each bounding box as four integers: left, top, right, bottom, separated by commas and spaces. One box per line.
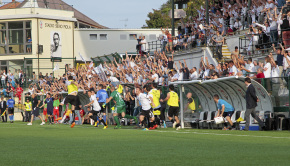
145, 9, 171, 28
184, 0, 204, 19
145, 0, 205, 28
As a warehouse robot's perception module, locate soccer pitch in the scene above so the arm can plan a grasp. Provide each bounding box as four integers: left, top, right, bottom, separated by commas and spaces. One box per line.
1, 122, 290, 166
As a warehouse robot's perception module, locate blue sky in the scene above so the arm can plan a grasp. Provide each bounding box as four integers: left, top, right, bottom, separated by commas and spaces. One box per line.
65, 0, 169, 29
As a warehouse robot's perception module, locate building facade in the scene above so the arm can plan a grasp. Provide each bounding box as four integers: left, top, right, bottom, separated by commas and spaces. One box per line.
0, 7, 76, 78
0, 0, 175, 79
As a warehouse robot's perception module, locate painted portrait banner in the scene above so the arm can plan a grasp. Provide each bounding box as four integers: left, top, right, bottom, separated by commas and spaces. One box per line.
50, 31, 62, 58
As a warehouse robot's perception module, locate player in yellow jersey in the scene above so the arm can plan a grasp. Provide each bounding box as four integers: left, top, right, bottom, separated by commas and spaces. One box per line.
149, 83, 161, 129
64, 75, 82, 128
160, 85, 181, 130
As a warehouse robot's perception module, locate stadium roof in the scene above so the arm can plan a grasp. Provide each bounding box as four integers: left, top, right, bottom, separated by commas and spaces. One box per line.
1, 0, 107, 29
0, 0, 21, 9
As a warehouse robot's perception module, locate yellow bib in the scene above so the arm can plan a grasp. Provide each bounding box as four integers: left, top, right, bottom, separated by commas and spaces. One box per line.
167, 91, 179, 107
25, 102, 32, 111
153, 109, 161, 115
188, 98, 196, 110
117, 85, 123, 94
68, 80, 78, 94
149, 89, 160, 109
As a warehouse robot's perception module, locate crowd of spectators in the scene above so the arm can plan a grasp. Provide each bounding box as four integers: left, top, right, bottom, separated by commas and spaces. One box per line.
2, 1, 290, 110
156, 0, 289, 59
0, 69, 25, 99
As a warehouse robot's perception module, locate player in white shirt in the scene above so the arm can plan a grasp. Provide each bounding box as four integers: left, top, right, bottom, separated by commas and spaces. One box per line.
135, 86, 155, 130
85, 90, 108, 129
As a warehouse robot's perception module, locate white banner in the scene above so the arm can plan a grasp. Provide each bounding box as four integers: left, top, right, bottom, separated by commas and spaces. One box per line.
79, 52, 86, 63
53, 63, 59, 72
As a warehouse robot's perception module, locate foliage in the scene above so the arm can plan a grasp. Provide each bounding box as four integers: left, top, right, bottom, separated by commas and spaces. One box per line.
145, 0, 172, 28
145, 0, 205, 28
145, 9, 172, 28
184, 0, 205, 19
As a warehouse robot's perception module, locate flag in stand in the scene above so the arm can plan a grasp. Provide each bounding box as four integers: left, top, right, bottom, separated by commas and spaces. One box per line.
79, 52, 86, 63
53, 63, 59, 72
98, 64, 107, 82
89, 61, 94, 68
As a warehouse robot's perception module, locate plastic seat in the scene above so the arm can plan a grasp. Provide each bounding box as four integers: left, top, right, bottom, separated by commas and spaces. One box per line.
198, 111, 208, 129
206, 111, 212, 129
239, 110, 246, 124
253, 111, 261, 124
192, 111, 204, 129
231, 111, 237, 123
207, 111, 217, 129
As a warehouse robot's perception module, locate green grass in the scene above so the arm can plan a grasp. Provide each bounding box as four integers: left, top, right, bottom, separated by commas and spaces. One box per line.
1, 121, 290, 166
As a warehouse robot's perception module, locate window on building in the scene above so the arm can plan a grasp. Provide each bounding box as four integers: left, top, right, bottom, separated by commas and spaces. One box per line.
25, 21, 32, 54
100, 34, 107, 40
120, 34, 127, 40
0, 30, 6, 54
0, 21, 32, 55
129, 34, 137, 40
0, 23, 5, 30
90, 34, 98, 40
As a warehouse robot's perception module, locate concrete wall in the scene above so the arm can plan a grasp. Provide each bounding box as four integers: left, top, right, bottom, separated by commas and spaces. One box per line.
226, 36, 240, 52
173, 50, 203, 70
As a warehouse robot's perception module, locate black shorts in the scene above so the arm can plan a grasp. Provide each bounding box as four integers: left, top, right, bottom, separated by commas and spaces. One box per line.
8, 108, 14, 114
223, 111, 234, 118
168, 106, 179, 117
47, 109, 53, 116
64, 95, 77, 106
140, 109, 154, 118
99, 102, 106, 113
89, 111, 98, 116
32, 107, 40, 117
89, 111, 102, 118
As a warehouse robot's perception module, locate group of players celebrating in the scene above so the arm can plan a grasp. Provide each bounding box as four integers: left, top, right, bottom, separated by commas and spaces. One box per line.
8, 74, 182, 131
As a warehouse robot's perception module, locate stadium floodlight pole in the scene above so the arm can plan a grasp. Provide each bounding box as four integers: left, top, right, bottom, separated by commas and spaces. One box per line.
179, 85, 184, 129
205, 0, 209, 46
247, 0, 251, 28
206, 0, 209, 25
171, 0, 175, 36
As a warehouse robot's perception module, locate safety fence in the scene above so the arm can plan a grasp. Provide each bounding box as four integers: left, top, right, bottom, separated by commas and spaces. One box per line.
239, 28, 290, 57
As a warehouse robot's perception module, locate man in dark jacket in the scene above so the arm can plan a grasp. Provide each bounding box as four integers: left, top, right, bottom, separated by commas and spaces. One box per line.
0, 97, 7, 122
244, 78, 265, 131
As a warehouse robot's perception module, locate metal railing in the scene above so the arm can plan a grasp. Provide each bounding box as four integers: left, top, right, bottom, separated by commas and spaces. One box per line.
239, 28, 290, 57
147, 33, 207, 54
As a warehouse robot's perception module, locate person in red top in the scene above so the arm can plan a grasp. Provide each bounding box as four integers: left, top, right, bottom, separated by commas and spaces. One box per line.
15, 84, 23, 103
250, 68, 264, 84
161, 27, 172, 52
80, 109, 85, 124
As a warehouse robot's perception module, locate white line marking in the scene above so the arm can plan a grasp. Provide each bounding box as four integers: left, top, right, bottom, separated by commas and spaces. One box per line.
1, 123, 290, 139
150, 130, 290, 139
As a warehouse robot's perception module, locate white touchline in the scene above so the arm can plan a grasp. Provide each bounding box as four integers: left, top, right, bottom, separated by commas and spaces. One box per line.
150, 130, 290, 139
